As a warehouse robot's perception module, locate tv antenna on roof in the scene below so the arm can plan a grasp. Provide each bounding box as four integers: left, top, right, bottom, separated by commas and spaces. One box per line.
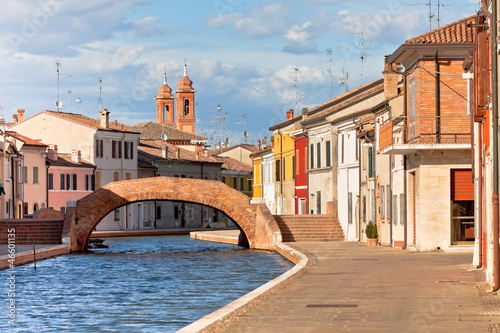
76, 98, 82, 114
347, 31, 370, 87
56, 60, 62, 111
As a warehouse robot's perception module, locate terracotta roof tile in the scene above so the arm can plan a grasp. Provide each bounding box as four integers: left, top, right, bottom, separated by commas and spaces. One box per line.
42, 110, 140, 134
405, 15, 476, 45
7, 131, 47, 147
129, 121, 206, 141
214, 144, 259, 155
302, 78, 384, 124
138, 140, 220, 164
47, 154, 95, 168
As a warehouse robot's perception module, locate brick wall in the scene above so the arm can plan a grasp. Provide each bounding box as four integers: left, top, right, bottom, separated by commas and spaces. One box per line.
0, 219, 64, 245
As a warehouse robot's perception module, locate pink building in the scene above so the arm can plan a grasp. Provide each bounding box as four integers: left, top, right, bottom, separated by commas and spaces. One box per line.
46, 145, 96, 214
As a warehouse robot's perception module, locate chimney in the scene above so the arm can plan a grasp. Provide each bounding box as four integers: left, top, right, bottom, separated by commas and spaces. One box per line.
17, 109, 25, 122
162, 145, 168, 158
99, 109, 110, 128
262, 136, 267, 147
258, 139, 261, 150
286, 109, 294, 120
71, 149, 82, 163
383, 56, 400, 101
12, 114, 18, 123
301, 107, 309, 121
271, 136, 274, 148
47, 144, 58, 160
175, 147, 180, 159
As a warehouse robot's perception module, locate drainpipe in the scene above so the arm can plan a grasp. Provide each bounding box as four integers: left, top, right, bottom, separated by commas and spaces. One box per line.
388, 106, 393, 247
279, 129, 283, 214
435, 50, 441, 143
489, 0, 500, 293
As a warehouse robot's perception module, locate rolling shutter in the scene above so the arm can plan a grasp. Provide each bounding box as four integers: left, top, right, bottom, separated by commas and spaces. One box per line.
451, 169, 474, 201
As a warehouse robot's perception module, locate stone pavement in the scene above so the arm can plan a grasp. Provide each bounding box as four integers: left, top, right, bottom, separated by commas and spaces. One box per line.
222, 242, 500, 333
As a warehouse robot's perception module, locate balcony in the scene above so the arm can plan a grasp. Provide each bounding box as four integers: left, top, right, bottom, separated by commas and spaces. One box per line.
378, 116, 471, 155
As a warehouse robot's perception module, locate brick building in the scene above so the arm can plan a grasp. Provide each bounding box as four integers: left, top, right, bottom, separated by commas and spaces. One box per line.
380, 16, 475, 251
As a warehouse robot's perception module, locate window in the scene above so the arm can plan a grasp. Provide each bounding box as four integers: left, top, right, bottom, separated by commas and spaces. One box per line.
239, 177, 244, 191
73, 174, 77, 190
95, 139, 103, 158
114, 209, 120, 221
66, 174, 71, 191
60, 174, 65, 190
310, 144, 314, 169
33, 203, 38, 212
355, 136, 359, 161
91, 174, 96, 191
61, 207, 65, 215
292, 155, 295, 180
409, 77, 416, 139
326, 141, 331, 167
368, 147, 373, 178
232, 177, 237, 189
156, 206, 162, 219
221, 176, 226, 183
174, 206, 179, 219
114, 172, 119, 181
23, 166, 28, 183
184, 99, 189, 115
393, 194, 398, 225
48, 173, 53, 190
33, 167, 38, 184
317, 142, 321, 168
112, 140, 117, 158
86, 175, 90, 191
275, 159, 281, 181
6, 161, 10, 180
380, 186, 385, 220
248, 179, 252, 192
118, 141, 122, 158
126, 173, 131, 180
125, 142, 134, 159
304, 146, 308, 172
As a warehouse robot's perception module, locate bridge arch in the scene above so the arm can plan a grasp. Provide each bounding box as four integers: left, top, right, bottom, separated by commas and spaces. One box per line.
69, 177, 278, 251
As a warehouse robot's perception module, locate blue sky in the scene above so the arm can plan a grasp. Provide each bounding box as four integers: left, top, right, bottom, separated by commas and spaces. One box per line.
0, 0, 478, 146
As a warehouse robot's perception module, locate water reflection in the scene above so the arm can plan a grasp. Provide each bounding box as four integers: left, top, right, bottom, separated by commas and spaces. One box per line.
1, 235, 293, 333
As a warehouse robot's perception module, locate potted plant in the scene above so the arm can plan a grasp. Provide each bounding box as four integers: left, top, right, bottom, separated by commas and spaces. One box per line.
365, 221, 378, 246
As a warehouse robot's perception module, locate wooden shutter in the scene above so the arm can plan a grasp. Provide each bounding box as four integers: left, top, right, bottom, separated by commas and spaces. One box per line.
451, 169, 474, 201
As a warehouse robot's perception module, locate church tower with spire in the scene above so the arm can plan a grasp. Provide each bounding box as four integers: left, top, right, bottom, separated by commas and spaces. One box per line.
175, 63, 196, 134
155, 70, 175, 124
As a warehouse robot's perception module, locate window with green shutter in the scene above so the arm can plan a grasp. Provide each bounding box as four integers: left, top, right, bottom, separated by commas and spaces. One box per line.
317, 142, 321, 168
310, 144, 314, 169
368, 147, 373, 178
326, 141, 331, 167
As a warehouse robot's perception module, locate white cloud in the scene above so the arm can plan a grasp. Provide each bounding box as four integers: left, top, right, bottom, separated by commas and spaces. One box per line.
283, 22, 316, 54
205, 2, 290, 39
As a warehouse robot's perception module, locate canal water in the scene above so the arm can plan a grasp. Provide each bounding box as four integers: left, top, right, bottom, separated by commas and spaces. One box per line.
1, 235, 293, 332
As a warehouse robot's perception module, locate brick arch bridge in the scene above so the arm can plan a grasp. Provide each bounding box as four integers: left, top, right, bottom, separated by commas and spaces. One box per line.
66, 177, 281, 252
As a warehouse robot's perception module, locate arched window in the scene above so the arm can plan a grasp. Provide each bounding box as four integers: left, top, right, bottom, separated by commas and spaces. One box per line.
184, 100, 189, 115
33, 203, 38, 212
164, 105, 169, 120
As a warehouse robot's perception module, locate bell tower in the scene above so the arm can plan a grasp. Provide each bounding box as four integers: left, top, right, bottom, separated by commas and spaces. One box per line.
155, 70, 175, 124
175, 63, 196, 134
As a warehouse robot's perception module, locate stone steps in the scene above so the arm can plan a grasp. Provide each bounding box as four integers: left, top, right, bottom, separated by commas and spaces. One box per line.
274, 215, 345, 242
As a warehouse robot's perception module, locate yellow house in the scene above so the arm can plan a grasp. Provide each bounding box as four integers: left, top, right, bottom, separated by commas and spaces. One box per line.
270, 109, 301, 215
251, 153, 263, 198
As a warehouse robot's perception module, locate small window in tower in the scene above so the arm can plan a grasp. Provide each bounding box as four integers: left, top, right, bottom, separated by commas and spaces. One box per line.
184, 100, 189, 115
164, 105, 169, 120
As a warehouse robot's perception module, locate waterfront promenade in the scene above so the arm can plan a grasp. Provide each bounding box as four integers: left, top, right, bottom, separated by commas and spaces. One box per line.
219, 242, 500, 333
